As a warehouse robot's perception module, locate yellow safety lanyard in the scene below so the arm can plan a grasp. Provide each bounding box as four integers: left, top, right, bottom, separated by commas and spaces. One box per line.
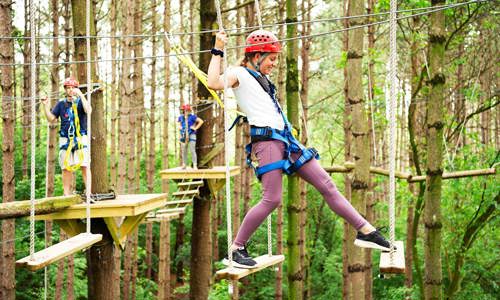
63, 100, 84, 172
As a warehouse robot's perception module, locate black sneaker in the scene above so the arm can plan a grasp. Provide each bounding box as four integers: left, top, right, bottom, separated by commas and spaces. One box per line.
354, 230, 395, 252
222, 246, 257, 269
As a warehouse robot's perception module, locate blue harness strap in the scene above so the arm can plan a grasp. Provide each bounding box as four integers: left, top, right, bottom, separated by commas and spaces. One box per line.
241, 68, 320, 180
60, 98, 87, 151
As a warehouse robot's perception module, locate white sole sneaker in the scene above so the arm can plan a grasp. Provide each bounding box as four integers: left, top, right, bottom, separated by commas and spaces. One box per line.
222, 258, 257, 269
354, 239, 391, 252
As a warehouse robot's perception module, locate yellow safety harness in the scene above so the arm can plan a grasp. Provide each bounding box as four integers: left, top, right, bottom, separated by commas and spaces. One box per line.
63, 100, 85, 172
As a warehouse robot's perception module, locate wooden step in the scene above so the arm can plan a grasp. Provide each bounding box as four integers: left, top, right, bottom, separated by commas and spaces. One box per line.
215, 254, 285, 280
145, 212, 182, 222
157, 207, 186, 214
177, 180, 204, 187
379, 241, 405, 274
164, 199, 193, 207
16, 233, 102, 271
172, 190, 199, 198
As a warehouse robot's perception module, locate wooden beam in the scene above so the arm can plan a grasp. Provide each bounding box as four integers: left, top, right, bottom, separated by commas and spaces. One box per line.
103, 217, 124, 249
215, 255, 285, 280
408, 168, 497, 182
160, 166, 240, 180
56, 219, 86, 237
0, 195, 82, 220
172, 190, 199, 198
16, 233, 102, 271
325, 163, 496, 182
118, 213, 148, 246
177, 180, 204, 188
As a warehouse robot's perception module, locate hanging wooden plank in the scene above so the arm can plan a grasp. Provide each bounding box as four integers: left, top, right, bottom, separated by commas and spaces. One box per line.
215, 254, 285, 280
16, 233, 102, 271
379, 241, 405, 274
157, 207, 186, 214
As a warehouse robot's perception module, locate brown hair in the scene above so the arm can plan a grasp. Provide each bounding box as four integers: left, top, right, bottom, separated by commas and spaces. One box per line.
240, 52, 260, 67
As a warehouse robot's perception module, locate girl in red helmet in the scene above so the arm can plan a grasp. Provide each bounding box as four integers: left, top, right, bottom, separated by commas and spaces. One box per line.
41, 77, 92, 196
208, 30, 392, 269
178, 103, 204, 169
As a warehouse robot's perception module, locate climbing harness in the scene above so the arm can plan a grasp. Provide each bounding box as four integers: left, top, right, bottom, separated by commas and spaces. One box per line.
241, 68, 319, 180
61, 98, 86, 172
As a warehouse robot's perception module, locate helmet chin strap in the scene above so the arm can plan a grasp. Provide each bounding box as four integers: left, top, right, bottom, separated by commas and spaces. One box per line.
249, 52, 270, 74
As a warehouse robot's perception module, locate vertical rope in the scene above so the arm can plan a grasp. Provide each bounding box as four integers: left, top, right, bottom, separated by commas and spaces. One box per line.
388, 0, 397, 264
85, 0, 92, 234
254, 0, 272, 258
214, 0, 233, 272
29, 0, 37, 261
254, 0, 263, 29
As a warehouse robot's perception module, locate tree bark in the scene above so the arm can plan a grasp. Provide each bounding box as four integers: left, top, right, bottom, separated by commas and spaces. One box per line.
0, 1, 16, 298
147, 0, 158, 193
72, 1, 113, 299
344, 0, 370, 297
424, 0, 446, 298
109, 0, 118, 187
158, 220, 171, 299
286, 0, 303, 298
189, 1, 216, 298
133, 0, 144, 193
162, 0, 171, 193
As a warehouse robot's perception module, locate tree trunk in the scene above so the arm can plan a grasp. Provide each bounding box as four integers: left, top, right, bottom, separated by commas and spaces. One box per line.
147, 0, 158, 193
158, 220, 171, 299
276, 2, 286, 298
21, 0, 30, 179
131, 230, 139, 299
189, 1, 216, 298
117, 0, 134, 193
55, 231, 66, 300
0, 1, 15, 298
162, 0, 171, 193
146, 222, 153, 279
123, 234, 133, 299
110, 0, 118, 187
286, 0, 303, 298
174, 214, 186, 285
72, 1, 113, 299
133, 0, 144, 193
300, 0, 312, 297
365, 0, 376, 298
424, 1, 445, 298
345, 0, 370, 297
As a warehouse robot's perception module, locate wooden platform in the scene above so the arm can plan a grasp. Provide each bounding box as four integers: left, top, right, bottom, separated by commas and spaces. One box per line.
16, 233, 102, 271
379, 241, 405, 274
33, 194, 168, 250
215, 254, 285, 280
35, 194, 168, 220
160, 166, 240, 180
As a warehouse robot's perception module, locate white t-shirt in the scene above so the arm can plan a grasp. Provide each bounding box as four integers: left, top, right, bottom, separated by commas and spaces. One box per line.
228, 66, 285, 130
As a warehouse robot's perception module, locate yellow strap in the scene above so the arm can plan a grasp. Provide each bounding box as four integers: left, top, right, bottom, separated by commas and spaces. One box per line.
166, 34, 245, 116
63, 101, 85, 172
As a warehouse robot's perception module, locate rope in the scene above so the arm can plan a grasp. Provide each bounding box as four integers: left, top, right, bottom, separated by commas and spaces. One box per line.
214, 0, 234, 277
0, 0, 487, 41
85, 0, 92, 234
0, 0, 486, 68
29, 0, 36, 261
388, 0, 397, 263
254, 0, 273, 257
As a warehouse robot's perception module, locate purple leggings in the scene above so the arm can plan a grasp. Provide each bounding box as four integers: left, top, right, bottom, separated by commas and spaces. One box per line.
234, 140, 367, 247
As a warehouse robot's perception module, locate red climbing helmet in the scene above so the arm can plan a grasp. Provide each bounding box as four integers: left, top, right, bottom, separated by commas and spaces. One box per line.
245, 30, 281, 53
63, 77, 79, 88
181, 104, 192, 111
